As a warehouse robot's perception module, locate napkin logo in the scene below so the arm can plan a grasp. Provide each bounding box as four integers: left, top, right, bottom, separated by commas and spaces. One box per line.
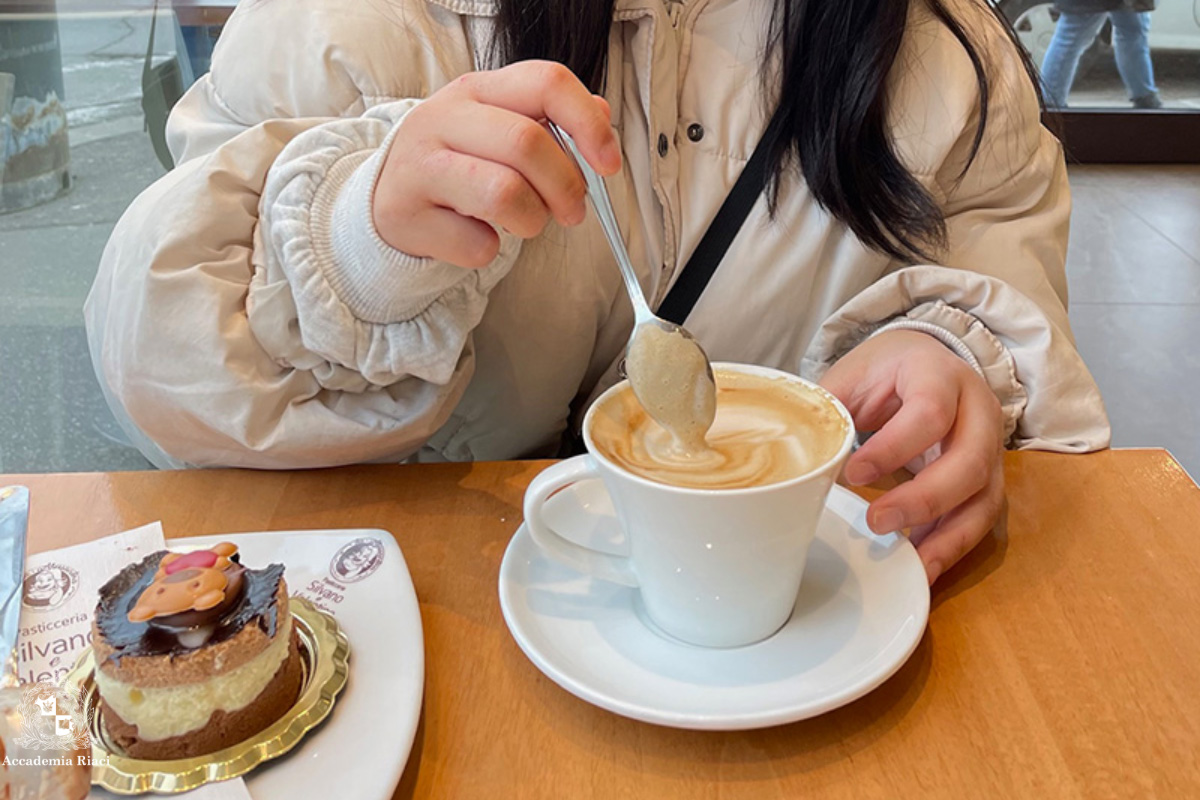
21, 563, 80, 612
329, 537, 384, 584
12, 681, 91, 751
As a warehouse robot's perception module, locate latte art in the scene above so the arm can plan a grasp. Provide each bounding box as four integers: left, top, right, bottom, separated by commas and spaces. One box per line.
590, 370, 849, 490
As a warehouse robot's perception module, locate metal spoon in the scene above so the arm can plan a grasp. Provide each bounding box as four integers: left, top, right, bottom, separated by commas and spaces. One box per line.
547, 123, 716, 399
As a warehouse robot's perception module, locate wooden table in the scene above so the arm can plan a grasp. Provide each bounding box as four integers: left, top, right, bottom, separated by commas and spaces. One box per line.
5, 449, 1200, 798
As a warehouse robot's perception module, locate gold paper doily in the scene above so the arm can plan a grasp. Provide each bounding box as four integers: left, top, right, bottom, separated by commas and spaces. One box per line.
64, 596, 350, 795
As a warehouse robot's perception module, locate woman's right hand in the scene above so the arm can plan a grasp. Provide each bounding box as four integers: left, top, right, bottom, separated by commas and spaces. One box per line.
372, 61, 621, 269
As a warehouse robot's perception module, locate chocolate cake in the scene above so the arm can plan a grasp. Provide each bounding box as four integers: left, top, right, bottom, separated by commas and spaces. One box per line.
92, 543, 302, 760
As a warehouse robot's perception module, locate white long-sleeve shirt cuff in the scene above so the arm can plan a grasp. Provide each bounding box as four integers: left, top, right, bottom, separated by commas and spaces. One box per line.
317, 119, 471, 323
829, 301, 1026, 443
868, 316, 985, 378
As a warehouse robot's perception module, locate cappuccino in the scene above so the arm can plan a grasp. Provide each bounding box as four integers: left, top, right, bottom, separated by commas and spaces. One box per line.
590, 369, 848, 490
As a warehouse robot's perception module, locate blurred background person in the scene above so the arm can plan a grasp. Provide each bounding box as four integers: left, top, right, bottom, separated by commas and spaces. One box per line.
1041, 0, 1163, 108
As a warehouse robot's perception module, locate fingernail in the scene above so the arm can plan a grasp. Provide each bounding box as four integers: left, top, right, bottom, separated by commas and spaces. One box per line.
845, 462, 879, 486
925, 559, 943, 586
873, 509, 904, 534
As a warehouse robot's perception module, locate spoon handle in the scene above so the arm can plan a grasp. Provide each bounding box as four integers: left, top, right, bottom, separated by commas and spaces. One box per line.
548, 123, 652, 319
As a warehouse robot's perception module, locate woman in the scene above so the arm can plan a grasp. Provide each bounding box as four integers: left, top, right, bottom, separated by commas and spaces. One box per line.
1041, 0, 1161, 108
85, 0, 1110, 584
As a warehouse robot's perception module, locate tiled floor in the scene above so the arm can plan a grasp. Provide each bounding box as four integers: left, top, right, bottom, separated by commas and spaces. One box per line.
1065, 165, 1200, 479
1, 142, 1196, 476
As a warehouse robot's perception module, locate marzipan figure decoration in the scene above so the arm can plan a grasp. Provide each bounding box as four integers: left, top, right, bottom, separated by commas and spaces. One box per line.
128, 543, 244, 624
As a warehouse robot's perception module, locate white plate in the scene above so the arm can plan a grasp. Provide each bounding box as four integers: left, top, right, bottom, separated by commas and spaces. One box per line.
499, 481, 929, 730
167, 530, 423, 800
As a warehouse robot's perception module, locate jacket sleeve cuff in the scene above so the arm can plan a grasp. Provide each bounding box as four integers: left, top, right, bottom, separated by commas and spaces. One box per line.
801, 265, 1110, 452
254, 100, 519, 388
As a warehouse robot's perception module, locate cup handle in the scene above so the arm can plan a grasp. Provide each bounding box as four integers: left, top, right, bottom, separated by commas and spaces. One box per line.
523, 456, 639, 588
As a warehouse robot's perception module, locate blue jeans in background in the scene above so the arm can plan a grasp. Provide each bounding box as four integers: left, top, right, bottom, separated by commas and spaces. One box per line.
1040, 10, 1159, 107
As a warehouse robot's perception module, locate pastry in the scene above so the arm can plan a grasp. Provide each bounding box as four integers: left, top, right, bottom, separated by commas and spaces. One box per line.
91, 543, 302, 760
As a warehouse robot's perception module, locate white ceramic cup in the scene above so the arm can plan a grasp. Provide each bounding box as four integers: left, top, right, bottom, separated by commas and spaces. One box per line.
523, 363, 857, 648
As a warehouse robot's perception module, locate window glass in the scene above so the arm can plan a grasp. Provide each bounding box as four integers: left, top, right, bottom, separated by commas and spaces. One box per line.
1, 6, 220, 471
999, 0, 1200, 110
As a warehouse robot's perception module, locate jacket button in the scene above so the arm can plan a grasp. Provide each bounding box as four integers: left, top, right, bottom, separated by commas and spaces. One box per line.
657, 133, 669, 157
686, 123, 704, 142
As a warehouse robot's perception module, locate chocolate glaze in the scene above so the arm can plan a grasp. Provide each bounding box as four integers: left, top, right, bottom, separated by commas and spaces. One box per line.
96, 551, 284, 665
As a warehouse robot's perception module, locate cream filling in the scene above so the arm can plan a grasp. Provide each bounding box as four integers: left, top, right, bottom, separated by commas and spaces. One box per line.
95, 617, 294, 742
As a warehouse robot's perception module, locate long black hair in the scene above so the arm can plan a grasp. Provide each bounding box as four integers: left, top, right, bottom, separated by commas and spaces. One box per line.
492, 0, 1042, 263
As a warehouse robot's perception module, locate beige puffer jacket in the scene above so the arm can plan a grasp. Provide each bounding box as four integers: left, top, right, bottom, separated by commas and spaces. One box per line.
84, 0, 1110, 469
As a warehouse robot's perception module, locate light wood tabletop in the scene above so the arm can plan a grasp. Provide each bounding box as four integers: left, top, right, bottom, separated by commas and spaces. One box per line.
4, 448, 1199, 798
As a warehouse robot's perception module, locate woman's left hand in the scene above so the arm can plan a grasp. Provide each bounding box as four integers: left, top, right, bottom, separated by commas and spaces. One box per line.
818, 329, 1006, 585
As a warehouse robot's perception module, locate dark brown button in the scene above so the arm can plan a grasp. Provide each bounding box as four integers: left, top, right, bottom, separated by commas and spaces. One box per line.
686, 123, 704, 142
657, 133, 669, 157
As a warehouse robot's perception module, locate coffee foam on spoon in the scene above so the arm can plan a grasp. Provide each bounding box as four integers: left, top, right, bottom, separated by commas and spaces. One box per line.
624, 324, 717, 454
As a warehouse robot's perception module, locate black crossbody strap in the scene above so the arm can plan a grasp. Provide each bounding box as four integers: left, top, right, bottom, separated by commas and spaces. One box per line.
655, 116, 781, 325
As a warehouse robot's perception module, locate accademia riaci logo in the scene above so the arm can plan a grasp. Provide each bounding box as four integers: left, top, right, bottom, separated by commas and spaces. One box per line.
9, 681, 91, 753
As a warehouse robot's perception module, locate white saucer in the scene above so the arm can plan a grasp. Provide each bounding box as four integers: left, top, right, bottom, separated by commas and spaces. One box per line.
499, 480, 929, 730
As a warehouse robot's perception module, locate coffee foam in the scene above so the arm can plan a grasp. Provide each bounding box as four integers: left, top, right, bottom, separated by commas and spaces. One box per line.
590, 370, 849, 490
